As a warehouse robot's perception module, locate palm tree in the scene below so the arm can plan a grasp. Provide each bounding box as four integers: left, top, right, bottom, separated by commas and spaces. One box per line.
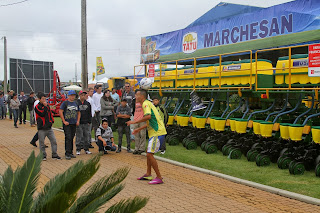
0, 152, 148, 213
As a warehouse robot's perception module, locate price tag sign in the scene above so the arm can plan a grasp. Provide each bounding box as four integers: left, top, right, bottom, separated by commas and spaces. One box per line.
308, 44, 320, 77
148, 64, 155, 82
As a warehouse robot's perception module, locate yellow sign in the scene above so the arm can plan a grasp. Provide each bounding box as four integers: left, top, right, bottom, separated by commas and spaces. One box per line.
160, 64, 167, 70
92, 72, 96, 81
96, 57, 105, 75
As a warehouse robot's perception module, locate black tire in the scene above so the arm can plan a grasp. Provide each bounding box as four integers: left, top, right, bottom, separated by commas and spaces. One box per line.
280, 157, 292, 170
292, 162, 305, 175
206, 144, 218, 154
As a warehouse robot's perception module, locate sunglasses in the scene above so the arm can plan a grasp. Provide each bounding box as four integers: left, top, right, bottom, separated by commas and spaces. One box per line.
125, 86, 130, 88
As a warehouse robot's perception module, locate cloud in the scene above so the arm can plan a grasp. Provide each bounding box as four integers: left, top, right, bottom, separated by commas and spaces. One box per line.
0, 0, 293, 82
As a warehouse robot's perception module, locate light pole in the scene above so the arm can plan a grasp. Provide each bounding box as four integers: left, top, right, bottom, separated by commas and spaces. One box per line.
81, 0, 88, 90
1, 36, 7, 94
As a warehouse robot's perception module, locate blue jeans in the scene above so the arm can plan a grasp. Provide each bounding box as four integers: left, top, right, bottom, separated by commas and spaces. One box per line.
12, 109, 19, 126
97, 140, 116, 152
0, 105, 6, 119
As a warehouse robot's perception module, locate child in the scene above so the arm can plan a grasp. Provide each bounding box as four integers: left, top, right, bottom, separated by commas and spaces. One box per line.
96, 118, 117, 154
127, 89, 167, 185
116, 99, 132, 153
59, 90, 80, 160
153, 96, 168, 154
35, 92, 61, 161
76, 90, 92, 155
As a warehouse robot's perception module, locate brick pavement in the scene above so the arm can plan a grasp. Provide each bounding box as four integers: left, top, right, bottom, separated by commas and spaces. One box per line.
0, 119, 319, 213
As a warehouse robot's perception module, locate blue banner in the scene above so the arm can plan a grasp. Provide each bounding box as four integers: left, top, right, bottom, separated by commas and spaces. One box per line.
140, 0, 320, 63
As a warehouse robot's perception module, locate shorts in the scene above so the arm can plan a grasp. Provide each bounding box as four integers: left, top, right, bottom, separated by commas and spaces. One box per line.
147, 135, 166, 154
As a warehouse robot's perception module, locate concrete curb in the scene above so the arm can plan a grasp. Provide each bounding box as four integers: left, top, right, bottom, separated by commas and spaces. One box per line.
150, 155, 320, 206
47, 125, 320, 206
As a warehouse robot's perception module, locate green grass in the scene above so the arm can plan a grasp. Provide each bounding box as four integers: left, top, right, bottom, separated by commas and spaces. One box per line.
26, 111, 320, 198
154, 143, 320, 199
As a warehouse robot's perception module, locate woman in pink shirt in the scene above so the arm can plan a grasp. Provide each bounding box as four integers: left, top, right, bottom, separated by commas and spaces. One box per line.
132, 97, 146, 155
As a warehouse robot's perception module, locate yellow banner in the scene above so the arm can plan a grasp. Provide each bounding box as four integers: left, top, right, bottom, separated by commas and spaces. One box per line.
96, 57, 105, 75
92, 72, 96, 81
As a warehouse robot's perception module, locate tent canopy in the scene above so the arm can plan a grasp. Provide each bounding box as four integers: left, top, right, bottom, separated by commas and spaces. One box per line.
63, 85, 82, 91
187, 2, 262, 28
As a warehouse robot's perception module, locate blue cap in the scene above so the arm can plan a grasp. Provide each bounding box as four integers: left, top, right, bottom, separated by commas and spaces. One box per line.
68, 90, 76, 96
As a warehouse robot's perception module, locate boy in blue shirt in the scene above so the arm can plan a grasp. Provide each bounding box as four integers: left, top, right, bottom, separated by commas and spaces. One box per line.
59, 90, 80, 160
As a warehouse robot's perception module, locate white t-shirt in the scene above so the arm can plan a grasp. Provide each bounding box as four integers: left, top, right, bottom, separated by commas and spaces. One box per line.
92, 92, 103, 113
87, 96, 95, 117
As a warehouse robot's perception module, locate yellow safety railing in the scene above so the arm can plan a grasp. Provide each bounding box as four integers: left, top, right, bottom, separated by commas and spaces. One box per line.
255, 44, 320, 98
134, 43, 320, 95
135, 49, 254, 93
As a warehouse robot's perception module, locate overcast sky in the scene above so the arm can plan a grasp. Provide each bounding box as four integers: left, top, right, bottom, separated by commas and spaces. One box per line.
0, 0, 293, 82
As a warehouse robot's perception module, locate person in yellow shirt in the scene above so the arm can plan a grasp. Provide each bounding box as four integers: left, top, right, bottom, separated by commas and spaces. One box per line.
127, 89, 167, 184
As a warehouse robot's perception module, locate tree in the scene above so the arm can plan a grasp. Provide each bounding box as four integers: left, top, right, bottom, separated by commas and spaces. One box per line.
0, 152, 148, 213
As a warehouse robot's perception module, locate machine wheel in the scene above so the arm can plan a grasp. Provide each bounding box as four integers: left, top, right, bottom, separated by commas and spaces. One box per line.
315, 155, 320, 165
186, 141, 197, 150
229, 148, 242, 159
247, 150, 253, 161
201, 142, 208, 151
277, 156, 284, 168
206, 144, 218, 154
256, 154, 263, 166
292, 162, 305, 175
280, 157, 292, 170
222, 145, 231, 155
259, 155, 271, 167
315, 164, 320, 177
289, 161, 296, 174
249, 151, 259, 162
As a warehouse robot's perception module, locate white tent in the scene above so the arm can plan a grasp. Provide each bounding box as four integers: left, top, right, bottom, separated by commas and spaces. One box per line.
63, 85, 82, 91
97, 77, 108, 83
88, 79, 97, 84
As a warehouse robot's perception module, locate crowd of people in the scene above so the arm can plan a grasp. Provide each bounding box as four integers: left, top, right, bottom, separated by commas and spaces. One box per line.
0, 83, 168, 184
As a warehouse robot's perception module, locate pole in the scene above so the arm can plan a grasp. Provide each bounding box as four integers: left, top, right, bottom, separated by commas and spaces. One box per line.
75, 63, 77, 84
81, 0, 88, 90
3, 36, 7, 94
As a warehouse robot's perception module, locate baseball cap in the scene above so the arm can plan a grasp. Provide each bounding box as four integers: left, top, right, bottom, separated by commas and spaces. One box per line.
79, 90, 87, 95
68, 90, 77, 96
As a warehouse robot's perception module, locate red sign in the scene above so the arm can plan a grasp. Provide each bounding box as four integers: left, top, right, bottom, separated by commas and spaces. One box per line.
149, 64, 155, 77
308, 44, 320, 77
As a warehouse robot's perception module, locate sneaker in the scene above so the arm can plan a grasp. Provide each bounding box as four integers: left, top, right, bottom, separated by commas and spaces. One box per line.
160, 150, 166, 155
65, 155, 71, 160
30, 141, 37, 147
148, 177, 164, 185
23, 122, 26, 124
133, 150, 139, 155
138, 150, 144, 155
70, 154, 76, 158
85, 150, 92, 154
89, 144, 94, 149
43, 156, 47, 161
52, 155, 61, 160
14, 125, 18, 128
127, 149, 133, 153
137, 174, 153, 180
76, 151, 81, 155
19, 122, 22, 125
116, 149, 121, 153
